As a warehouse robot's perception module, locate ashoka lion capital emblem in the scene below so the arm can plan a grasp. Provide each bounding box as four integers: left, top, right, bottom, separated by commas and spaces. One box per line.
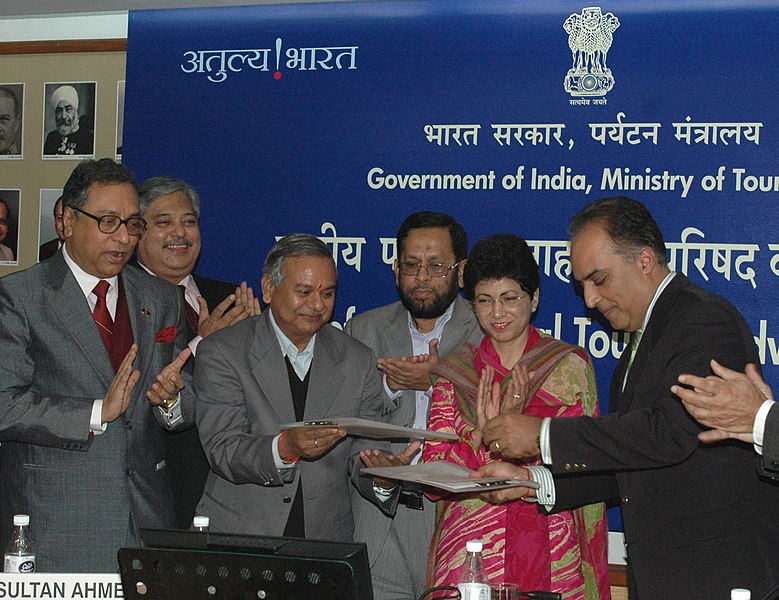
563, 6, 620, 96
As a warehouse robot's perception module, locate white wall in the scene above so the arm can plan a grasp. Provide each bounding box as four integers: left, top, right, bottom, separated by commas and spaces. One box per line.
0, 14, 128, 42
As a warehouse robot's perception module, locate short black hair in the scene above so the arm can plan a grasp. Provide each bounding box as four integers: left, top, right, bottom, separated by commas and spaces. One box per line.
396, 211, 468, 261
62, 159, 136, 210
463, 233, 539, 300
569, 196, 668, 266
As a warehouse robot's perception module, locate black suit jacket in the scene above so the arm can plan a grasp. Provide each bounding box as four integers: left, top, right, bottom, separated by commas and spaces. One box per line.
38, 238, 61, 262
549, 274, 779, 599
760, 406, 779, 479
191, 273, 237, 315
167, 272, 238, 528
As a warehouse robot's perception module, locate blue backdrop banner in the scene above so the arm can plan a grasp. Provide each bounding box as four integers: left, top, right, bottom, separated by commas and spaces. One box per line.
124, 0, 779, 531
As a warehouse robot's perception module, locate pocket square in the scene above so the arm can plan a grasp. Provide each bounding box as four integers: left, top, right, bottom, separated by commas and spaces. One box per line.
155, 325, 177, 343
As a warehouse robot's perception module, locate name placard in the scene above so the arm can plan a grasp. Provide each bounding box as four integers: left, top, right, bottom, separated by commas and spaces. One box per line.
0, 574, 123, 599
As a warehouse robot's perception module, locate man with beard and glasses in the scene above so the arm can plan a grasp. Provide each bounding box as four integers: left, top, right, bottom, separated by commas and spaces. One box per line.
43, 85, 94, 157
135, 175, 261, 528
345, 211, 482, 600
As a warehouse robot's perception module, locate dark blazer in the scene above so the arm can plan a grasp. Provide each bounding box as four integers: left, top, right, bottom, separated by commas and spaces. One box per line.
166, 272, 237, 529
194, 309, 390, 541
760, 406, 779, 479
38, 238, 60, 262
0, 253, 194, 572
191, 273, 236, 314
549, 274, 779, 599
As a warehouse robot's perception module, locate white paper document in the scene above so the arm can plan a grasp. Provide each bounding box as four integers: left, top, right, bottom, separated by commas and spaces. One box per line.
362, 461, 541, 493
280, 417, 458, 440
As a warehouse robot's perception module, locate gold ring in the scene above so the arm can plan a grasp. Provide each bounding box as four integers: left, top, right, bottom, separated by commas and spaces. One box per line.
314, 438, 319, 448
493, 441, 501, 453
512, 393, 522, 399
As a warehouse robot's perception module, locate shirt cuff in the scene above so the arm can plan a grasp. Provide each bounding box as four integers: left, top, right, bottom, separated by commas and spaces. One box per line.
157, 393, 183, 429
382, 374, 403, 400
753, 399, 775, 454
540, 417, 553, 465
90, 399, 107, 435
372, 482, 397, 502
188, 335, 203, 357
273, 433, 298, 473
524, 465, 556, 508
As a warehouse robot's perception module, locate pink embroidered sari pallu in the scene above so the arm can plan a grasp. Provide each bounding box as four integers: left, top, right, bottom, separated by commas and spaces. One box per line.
422, 327, 610, 599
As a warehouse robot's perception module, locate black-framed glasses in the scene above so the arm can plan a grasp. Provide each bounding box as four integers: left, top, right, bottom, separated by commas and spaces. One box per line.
398, 260, 462, 278
71, 207, 146, 236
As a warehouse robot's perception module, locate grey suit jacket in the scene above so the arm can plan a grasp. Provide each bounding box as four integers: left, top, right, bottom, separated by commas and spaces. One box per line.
0, 256, 194, 572
194, 309, 390, 541
344, 296, 483, 562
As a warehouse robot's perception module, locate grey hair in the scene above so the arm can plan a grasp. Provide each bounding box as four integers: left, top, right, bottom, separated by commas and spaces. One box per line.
263, 233, 335, 286
138, 176, 201, 218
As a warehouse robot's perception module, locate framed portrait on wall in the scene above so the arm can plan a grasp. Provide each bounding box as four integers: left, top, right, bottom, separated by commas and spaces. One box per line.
0, 83, 23, 159
0, 189, 20, 265
42, 81, 96, 159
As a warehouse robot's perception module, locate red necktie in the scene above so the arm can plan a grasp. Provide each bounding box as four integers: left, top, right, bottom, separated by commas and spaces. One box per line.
179, 285, 199, 334
92, 280, 114, 352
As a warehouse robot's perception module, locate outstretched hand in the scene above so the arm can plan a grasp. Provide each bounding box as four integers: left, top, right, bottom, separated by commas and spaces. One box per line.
672, 360, 770, 444
146, 347, 191, 408
361, 441, 422, 489
196, 281, 261, 338
378, 338, 440, 392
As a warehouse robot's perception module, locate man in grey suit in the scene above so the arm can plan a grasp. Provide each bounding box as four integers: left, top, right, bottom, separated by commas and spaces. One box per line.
346, 212, 482, 600
0, 158, 194, 572
195, 234, 398, 541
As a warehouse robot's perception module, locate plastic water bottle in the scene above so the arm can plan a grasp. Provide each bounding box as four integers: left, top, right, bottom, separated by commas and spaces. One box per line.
457, 540, 490, 600
730, 589, 751, 600
192, 515, 210, 532
4, 515, 35, 573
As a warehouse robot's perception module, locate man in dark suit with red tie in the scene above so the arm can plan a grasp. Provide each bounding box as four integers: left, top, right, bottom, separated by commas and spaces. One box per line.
0, 158, 194, 572
134, 175, 260, 528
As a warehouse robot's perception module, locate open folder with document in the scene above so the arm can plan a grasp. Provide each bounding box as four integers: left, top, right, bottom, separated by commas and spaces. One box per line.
362, 461, 540, 493
280, 417, 457, 440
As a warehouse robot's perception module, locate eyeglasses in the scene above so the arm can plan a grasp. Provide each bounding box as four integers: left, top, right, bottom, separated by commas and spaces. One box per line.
472, 293, 527, 312
398, 260, 462, 278
71, 207, 146, 236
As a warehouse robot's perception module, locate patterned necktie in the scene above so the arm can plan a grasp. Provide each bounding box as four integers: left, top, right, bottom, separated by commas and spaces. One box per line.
92, 280, 114, 351
622, 329, 643, 391
179, 285, 199, 334
627, 329, 643, 367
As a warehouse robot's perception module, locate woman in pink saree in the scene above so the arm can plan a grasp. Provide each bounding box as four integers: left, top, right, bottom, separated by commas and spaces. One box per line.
422, 234, 610, 599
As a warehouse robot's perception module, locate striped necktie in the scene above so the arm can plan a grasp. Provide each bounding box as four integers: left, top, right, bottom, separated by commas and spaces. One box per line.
92, 280, 113, 351
622, 329, 643, 391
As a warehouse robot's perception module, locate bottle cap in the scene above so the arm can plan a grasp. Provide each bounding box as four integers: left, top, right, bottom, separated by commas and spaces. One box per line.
731, 589, 751, 600
465, 540, 483, 553
193, 516, 210, 528
13, 515, 30, 526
